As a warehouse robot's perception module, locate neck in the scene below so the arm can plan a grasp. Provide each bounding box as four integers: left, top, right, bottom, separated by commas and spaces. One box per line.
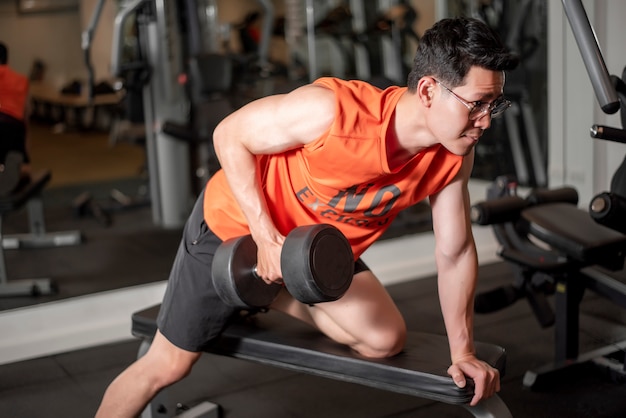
385, 92, 437, 170
393, 91, 437, 154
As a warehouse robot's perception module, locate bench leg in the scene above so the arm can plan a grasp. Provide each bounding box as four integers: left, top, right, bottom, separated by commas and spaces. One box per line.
176, 403, 220, 418
27, 197, 46, 235
2, 197, 82, 250
0, 278, 56, 296
0, 215, 57, 297
463, 395, 513, 418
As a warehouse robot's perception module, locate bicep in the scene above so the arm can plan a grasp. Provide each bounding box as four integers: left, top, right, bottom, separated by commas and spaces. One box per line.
214, 84, 335, 155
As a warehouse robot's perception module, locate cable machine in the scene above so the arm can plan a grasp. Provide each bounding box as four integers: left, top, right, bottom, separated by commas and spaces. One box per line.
109, 0, 192, 228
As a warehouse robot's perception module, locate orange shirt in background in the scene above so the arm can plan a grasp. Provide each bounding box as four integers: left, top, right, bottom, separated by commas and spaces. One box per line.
0, 65, 29, 121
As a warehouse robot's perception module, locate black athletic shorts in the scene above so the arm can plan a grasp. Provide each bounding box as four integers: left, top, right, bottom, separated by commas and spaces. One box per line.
157, 191, 370, 352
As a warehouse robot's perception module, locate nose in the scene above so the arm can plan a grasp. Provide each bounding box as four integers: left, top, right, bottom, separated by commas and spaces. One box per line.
473, 112, 492, 130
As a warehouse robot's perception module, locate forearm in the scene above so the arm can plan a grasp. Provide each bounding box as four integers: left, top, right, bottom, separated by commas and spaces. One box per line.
436, 246, 479, 362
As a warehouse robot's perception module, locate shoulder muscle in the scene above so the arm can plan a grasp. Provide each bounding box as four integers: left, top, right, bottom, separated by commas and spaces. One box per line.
216, 84, 336, 155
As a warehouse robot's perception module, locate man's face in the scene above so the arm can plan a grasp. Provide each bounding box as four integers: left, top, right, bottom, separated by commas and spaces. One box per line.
429, 67, 506, 156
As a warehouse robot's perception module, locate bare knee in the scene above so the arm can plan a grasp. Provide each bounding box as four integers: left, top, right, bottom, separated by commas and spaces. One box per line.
357, 325, 407, 359
95, 332, 200, 418
143, 331, 201, 390
149, 355, 194, 388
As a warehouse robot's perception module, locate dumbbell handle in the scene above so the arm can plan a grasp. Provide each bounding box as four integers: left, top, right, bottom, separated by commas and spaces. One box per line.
252, 264, 285, 286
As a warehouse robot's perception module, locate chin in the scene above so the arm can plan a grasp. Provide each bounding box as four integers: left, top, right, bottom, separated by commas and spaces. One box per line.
440, 136, 477, 156
447, 143, 475, 157
458, 137, 478, 156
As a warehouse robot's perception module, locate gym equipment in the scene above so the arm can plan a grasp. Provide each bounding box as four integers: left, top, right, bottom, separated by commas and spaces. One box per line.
0, 169, 82, 297
71, 191, 112, 227
589, 190, 626, 234
161, 52, 234, 190
460, 0, 548, 188
110, 0, 193, 228
468, 0, 626, 389
472, 176, 626, 388
212, 224, 354, 308
109, 0, 282, 204
349, 0, 418, 85
301, 0, 412, 85
132, 305, 512, 418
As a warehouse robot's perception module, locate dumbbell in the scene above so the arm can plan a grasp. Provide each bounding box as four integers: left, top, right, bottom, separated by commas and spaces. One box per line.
211, 224, 354, 309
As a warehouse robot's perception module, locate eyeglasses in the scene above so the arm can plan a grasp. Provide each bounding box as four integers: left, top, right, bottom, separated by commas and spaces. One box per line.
435, 79, 511, 120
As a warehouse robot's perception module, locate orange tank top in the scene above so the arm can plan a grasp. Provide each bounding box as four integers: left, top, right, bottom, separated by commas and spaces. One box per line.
204, 77, 463, 257
0, 66, 28, 121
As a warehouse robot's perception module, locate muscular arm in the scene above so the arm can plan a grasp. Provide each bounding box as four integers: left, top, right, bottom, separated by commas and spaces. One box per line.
212, 84, 335, 281
429, 151, 499, 405
430, 154, 477, 361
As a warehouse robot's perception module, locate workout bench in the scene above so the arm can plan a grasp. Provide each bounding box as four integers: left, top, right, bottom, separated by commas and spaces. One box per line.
132, 305, 512, 418
0, 170, 82, 297
472, 183, 626, 388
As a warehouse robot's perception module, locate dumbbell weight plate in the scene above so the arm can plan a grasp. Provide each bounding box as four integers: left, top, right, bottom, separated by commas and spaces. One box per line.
281, 224, 354, 304
212, 235, 282, 308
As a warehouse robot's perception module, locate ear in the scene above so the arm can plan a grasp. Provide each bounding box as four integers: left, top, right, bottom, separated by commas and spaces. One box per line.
417, 77, 437, 108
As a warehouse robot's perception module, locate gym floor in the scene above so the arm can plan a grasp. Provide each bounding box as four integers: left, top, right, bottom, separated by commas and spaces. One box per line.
1, 122, 626, 417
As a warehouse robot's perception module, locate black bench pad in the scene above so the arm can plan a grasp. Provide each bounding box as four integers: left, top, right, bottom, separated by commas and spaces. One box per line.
522, 203, 626, 269
132, 305, 506, 405
0, 170, 51, 213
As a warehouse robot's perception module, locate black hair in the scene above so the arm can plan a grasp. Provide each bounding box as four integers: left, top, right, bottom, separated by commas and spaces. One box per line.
406, 17, 518, 92
0, 42, 7, 65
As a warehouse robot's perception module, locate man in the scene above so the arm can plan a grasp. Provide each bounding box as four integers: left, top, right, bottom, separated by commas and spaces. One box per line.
0, 42, 31, 193
97, 16, 518, 417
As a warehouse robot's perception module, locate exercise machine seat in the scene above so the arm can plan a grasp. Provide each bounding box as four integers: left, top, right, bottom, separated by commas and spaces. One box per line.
521, 202, 626, 270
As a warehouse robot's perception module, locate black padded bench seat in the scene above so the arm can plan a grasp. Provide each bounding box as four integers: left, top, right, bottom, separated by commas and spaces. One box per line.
522, 203, 626, 270
132, 304, 512, 418
472, 192, 626, 388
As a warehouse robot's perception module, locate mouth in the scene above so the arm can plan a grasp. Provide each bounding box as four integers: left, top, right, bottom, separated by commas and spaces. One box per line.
463, 134, 480, 143
462, 130, 483, 143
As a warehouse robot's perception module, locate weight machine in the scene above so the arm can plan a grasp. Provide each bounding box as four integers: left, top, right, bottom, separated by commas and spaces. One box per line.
470, 0, 626, 389
301, 0, 415, 85
108, 0, 192, 229
84, 0, 282, 228
452, 0, 548, 188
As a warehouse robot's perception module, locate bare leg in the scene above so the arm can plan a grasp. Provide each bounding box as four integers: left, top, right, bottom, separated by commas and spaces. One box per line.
95, 331, 201, 418
271, 270, 406, 358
